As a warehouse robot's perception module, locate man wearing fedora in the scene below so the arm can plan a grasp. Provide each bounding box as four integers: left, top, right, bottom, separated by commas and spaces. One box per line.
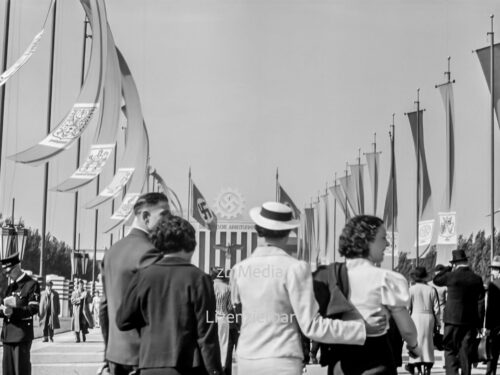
0, 252, 41, 375
433, 249, 485, 375
485, 255, 500, 375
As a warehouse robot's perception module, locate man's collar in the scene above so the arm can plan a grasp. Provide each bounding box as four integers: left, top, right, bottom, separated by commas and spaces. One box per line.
130, 223, 149, 235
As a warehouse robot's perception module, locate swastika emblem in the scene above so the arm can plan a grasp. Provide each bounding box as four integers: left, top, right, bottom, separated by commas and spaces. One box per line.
197, 198, 214, 224
213, 188, 245, 219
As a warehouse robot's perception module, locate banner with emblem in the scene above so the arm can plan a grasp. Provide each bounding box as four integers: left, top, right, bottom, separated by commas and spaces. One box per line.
98, 168, 135, 197
70, 144, 115, 180
437, 212, 457, 245
111, 193, 140, 220
191, 182, 217, 232
384, 231, 399, 255
415, 219, 434, 247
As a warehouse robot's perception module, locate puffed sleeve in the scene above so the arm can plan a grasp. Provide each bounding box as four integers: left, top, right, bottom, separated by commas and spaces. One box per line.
381, 271, 410, 308
287, 261, 366, 345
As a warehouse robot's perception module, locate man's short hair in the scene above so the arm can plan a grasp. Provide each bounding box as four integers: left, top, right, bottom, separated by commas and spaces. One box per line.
133, 192, 169, 215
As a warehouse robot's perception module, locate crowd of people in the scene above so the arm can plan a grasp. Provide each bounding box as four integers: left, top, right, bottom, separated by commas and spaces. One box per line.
0, 191, 499, 375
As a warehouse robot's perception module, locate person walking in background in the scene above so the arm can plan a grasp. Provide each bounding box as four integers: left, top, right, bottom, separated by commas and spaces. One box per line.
0, 252, 40, 375
322, 215, 420, 375
116, 215, 223, 375
91, 291, 101, 329
211, 267, 235, 375
406, 267, 440, 375
100, 192, 169, 375
433, 249, 485, 375
485, 255, 500, 375
230, 202, 383, 375
71, 280, 93, 343
39, 280, 60, 342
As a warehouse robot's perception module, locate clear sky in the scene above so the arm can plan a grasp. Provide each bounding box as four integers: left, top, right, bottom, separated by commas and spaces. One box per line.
0, 0, 499, 255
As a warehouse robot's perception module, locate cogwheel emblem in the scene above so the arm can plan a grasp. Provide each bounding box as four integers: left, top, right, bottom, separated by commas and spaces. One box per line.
213, 188, 245, 219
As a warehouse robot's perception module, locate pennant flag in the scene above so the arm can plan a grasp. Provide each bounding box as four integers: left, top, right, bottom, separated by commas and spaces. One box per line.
407, 110, 433, 218
365, 152, 380, 215
349, 164, 365, 214
437, 212, 457, 246
329, 184, 350, 220
313, 199, 320, 263
277, 184, 301, 219
303, 207, 317, 267
437, 82, 456, 210
339, 174, 357, 215
150, 169, 183, 216
383, 133, 398, 232
476, 43, 500, 129
319, 194, 329, 262
191, 182, 217, 232
9, 0, 106, 164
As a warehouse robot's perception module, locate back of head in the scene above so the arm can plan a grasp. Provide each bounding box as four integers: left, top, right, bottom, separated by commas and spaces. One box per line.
151, 215, 196, 255
338, 215, 384, 258
133, 192, 169, 216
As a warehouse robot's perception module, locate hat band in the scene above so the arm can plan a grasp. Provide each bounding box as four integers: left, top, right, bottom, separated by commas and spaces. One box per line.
260, 207, 292, 222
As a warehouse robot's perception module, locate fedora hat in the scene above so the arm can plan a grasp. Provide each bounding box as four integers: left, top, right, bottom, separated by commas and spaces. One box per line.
491, 255, 500, 269
450, 249, 468, 263
410, 266, 428, 281
249, 202, 300, 231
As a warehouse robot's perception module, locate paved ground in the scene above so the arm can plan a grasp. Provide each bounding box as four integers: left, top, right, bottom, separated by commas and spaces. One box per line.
0, 328, 493, 374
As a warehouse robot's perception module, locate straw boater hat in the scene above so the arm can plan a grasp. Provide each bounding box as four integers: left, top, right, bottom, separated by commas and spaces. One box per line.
490, 255, 500, 269
249, 202, 300, 231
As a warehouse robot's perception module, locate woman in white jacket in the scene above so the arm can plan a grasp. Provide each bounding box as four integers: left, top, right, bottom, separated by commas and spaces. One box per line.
230, 202, 385, 375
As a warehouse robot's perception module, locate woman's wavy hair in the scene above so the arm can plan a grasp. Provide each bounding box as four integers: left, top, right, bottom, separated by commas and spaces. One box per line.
338, 215, 384, 259
150, 215, 196, 254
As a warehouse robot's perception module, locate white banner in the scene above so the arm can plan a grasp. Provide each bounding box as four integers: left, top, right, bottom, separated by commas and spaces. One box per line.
415, 219, 434, 247
0, 30, 45, 87
384, 231, 399, 255
111, 193, 140, 220
70, 144, 115, 179
100, 168, 135, 197
437, 212, 457, 245
39, 103, 99, 149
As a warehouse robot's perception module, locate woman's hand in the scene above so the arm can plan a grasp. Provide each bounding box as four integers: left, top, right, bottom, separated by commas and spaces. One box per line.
364, 311, 387, 336
406, 342, 421, 359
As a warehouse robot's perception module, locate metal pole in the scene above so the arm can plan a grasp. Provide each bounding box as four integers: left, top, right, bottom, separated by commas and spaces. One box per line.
416, 90, 421, 266
391, 116, 396, 270
0, 0, 12, 183
40, 0, 58, 278
373, 133, 377, 215
489, 15, 495, 267
333, 173, 337, 262
110, 144, 117, 247
92, 175, 99, 293
187, 168, 191, 221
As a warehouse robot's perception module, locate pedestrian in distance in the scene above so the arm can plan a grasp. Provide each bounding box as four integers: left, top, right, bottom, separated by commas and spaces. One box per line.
91, 291, 101, 329
71, 279, 93, 343
0, 252, 41, 375
485, 255, 500, 375
230, 202, 385, 375
39, 280, 60, 342
100, 192, 170, 375
116, 215, 224, 375
433, 249, 485, 375
406, 266, 440, 375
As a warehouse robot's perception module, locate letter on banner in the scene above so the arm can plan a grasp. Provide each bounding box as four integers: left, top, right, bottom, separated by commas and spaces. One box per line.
111, 193, 140, 220
437, 212, 457, 245
100, 168, 135, 197
384, 232, 399, 255
70, 144, 115, 179
415, 220, 434, 247
39, 103, 99, 149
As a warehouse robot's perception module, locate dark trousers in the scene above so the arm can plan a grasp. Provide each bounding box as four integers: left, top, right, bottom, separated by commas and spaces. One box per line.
2, 341, 32, 375
224, 327, 238, 375
109, 361, 138, 375
43, 320, 54, 340
486, 332, 500, 375
443, 324, 477, 375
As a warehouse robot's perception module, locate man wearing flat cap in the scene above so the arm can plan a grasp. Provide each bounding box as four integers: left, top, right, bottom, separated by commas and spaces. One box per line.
433, 249, 485, 375
485, 255, 500, 375
0, 252, 41, 375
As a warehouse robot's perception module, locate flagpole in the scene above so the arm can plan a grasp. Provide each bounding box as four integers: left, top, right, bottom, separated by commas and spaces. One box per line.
187, 167, 191, 221
109, 143, 117, 247
73, 16, 89, 256
390, 115, 396, 270
276, 167, 279, 201
345, 163, 349, 222
0, 0, 12, 185
333, 173, 337, 262
373, 133, 377, 215
488, 15, 495, 267
416, 89, 421, 266
92, 174, 99, 294
40, 0, 58, 279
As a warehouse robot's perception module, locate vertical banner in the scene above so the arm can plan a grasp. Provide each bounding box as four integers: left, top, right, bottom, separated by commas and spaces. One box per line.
476, 43, 500, 130
384, 232, 399, 255
339, 175, 358, 215
383, 134, 398, 232
437, 212, 457, 245
278, 184, 301, 219
365, 152, 380, 215
349, 164, 365, 214
330, 185, 350, 220
415, 220, 435, 248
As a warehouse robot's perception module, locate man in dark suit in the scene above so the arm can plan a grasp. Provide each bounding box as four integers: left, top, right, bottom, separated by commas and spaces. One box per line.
433, 249, 485, 375
0, 252, 41, 375
100, 192, 170, 375
485, 255, 500, 375
116, 215, 223, 375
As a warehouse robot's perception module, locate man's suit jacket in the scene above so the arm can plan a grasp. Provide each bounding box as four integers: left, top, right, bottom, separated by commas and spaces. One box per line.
39, 290, 60, 329
99, 228, 161, 366
115, 256, 223, 374
433, 266, 485, 327
485, 278, 500, 333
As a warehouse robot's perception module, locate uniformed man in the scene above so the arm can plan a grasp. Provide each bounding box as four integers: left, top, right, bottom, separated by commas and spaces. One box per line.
0, 252, 40, 375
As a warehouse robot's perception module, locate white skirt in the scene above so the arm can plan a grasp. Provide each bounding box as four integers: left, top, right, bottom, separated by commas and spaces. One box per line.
237, 357, 303, 375
216, 315, 230, 365
409, 312, 435, 363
